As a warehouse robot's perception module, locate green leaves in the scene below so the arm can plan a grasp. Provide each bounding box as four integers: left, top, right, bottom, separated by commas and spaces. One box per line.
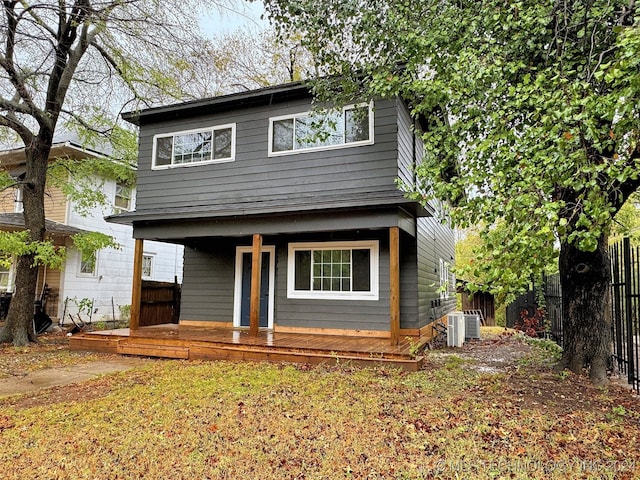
0, 231, 65, 269
72, 232, 120, 261
266, 0, 640, 299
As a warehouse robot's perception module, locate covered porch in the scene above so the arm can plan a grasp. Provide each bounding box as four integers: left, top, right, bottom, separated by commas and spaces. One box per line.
68, 228, 430, 370
68, 323, 428, 371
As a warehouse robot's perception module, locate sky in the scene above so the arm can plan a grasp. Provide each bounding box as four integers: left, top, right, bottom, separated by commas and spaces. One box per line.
199, 1, 267, 36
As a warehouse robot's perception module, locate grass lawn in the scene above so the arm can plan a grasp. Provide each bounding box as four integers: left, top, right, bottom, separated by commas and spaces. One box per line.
0, 331, 638, 479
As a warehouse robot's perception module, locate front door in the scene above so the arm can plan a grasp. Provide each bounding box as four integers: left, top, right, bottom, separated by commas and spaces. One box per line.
233, 246, 275, 329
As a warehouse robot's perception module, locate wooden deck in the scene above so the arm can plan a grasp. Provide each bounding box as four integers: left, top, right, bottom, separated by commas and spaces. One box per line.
68, 324, 426, 371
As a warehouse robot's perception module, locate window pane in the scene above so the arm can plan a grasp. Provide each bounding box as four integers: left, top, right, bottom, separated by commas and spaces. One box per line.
115, 183, 132, 211
316, 111, 344, 147
142, 256, 153, 278
332, 278, 341, 291
173, 131, 212, 164
341, 263, 350, 277
80, 252, 96, 275
322, 277, 331, 290
352, 249, 371, 291
155, 137, 173, 166
273, 119, 294, 152
213, 128, 232, 159
345, 107, 370, 143
294, 115, 315, 149
294, 250, 311, 290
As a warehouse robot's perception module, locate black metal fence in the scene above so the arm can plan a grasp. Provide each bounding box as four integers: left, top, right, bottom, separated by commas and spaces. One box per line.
545, 275, 562, 346
610, 238, 640, 392
506, 238, 640, 392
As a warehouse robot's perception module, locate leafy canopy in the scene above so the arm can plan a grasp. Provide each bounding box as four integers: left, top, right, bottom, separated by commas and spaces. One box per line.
266, 0, 640, 298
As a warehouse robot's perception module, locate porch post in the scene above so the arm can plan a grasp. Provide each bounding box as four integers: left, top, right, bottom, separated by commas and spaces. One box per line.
390, 227, 400, 346
249, 233, 263, 337
130, 238, 144, 331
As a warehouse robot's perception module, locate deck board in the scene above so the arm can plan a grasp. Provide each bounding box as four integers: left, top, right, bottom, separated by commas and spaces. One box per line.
69, 324, 426, 371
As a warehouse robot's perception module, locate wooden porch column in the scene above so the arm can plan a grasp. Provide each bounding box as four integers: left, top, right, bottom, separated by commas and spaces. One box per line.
249, 233, 263, 337
390, 227, 400, 346
130, 238, 144, 330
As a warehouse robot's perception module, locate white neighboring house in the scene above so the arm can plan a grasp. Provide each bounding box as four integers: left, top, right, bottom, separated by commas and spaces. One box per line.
0, 136, 184, 323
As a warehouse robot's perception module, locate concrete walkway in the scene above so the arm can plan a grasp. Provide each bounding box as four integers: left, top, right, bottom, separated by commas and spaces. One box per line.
0, 357, 148, 397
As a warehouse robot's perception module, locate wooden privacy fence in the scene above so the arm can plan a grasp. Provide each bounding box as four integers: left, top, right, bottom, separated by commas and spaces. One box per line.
140, 280, 181, 327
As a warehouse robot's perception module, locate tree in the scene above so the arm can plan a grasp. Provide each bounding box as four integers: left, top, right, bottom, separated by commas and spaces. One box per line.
0, 1, 218, 346
176, 28, 312, 98
265, 0, 640, 382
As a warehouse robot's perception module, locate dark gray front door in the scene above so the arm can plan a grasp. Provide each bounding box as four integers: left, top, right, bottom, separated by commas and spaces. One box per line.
240, 251, 269, 327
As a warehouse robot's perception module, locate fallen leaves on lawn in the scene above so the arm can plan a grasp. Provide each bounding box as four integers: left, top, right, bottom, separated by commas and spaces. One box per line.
0, 335, 638, 479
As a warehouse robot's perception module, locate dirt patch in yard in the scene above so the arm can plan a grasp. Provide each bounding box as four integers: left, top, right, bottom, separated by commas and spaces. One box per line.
425, 329, 638, 419
0, 331, 150, 408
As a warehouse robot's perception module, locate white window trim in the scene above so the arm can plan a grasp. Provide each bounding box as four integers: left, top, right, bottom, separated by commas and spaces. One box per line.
439, 258, 449, 299
152, 123, 236, 170
268, 102, 375, 157
142, 253, 155, 280
287, 240, 379, 301
78, 250, 98, 277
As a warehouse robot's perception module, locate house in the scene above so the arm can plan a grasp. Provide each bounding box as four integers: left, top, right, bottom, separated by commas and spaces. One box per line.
71, 82, 456, 369
0, 136, 184, 324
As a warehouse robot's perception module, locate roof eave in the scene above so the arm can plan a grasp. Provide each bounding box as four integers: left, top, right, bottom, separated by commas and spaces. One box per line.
122, 81, 310, 126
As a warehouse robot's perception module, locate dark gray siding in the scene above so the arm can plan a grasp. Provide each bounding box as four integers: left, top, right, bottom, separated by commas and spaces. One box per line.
180, 243, 235, 322
396, 100, 415, 191
399, 229, 419, 329
274, 231, 391, 332
177, 230, 426, 332
135, 98, 401, 213
417, 217, 456, 325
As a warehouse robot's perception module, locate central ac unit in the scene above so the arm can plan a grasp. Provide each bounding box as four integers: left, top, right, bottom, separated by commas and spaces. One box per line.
447, 313, 466, 347
464, 313, 481, 340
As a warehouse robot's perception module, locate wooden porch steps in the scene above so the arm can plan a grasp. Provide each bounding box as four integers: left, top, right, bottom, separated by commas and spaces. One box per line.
117, 342, 189, 359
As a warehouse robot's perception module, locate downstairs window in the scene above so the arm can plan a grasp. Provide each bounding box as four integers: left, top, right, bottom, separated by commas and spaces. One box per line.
287, 241, 379, 300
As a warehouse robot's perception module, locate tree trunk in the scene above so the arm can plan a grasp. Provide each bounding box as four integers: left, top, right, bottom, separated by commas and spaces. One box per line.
0, 136, 51, 346
558, 232, 612, 383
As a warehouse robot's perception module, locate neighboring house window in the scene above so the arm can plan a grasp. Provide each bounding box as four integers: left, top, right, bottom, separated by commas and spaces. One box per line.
80, 251, 97, 276
269, 103, 374, 155
439, 258, 450, 299
287, 241, 379, 300
0, 262, 10, 291
14, 186, 23, 213
114, 182, 132, 213
153, 124, 236, 169
142, 254, 154, 279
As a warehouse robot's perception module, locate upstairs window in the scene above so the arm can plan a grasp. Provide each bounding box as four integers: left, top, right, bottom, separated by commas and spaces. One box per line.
153, 124, 235, 169
80, 251, 97, 276
269, 103, 373, 156
114, 182, 132, 213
